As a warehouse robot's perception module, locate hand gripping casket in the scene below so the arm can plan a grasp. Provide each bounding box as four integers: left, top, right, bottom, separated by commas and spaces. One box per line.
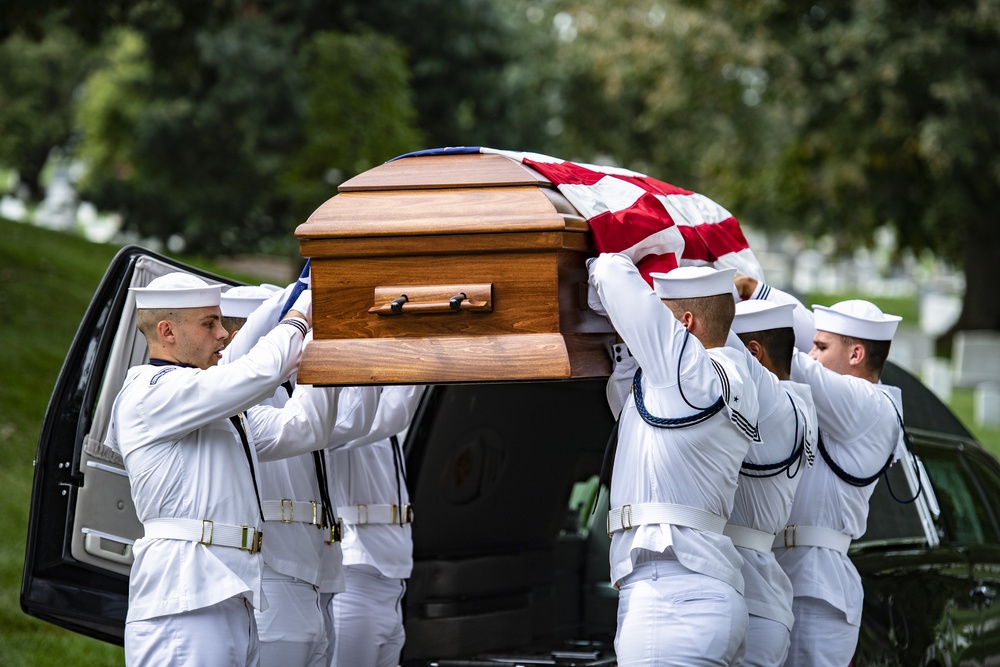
294, 152, 615, 385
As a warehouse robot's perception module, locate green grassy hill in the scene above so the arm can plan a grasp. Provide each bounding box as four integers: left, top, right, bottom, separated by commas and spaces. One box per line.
1, 220, 126, 665
0, 219, 285, 666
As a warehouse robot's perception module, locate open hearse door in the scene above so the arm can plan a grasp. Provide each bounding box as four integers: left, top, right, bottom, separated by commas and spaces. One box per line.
20, 246, 240, 643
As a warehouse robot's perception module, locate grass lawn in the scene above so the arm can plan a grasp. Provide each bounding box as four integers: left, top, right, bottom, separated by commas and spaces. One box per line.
0, 219, 282, 666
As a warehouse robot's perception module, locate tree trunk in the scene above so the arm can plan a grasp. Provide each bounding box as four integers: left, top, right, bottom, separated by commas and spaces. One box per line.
940, 212, 1000, 355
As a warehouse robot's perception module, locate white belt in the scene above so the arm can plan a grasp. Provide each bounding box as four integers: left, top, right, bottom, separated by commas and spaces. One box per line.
143, 518, 262, 554
261, 500, 344, 544
607, 503, 726, 537
261, 499, 323, 525
341, 503, 413, 526
772, 525, 852, 555
723, 523, 775, 553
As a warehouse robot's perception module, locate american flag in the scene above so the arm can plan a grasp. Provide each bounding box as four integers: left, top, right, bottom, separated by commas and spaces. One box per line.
392, 147, 764, 285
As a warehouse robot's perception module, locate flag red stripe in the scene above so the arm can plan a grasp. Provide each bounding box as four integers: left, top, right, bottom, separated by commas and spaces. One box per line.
523, 159, 605, 186
587, 195, 679, 254
677, 217, 750, 262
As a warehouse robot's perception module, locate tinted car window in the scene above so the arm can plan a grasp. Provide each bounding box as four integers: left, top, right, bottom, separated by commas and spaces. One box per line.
964, 449, 1000, 542
922, 447, 999, 546
859, 462, 927, 545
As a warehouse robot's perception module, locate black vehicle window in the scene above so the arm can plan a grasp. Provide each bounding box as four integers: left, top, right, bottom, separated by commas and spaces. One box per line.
963, 450, 1000, 544
863, 462, 927, 544
921, 447, 991, 546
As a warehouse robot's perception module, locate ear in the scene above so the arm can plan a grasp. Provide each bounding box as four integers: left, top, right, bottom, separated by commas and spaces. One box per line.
156, 319, 176, 343
848, 342, 866, 367
680, 311, 695, 330
745, 339, 765, 361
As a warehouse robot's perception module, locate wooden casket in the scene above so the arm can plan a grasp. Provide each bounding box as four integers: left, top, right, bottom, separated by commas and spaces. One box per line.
294, 152, 616, 386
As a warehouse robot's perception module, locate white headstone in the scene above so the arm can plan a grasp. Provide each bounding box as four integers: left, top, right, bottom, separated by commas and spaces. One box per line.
889, 329, 933, 374
974, 382, 1000, 428
953, 331, 1000, 388
921, 357, 953, 403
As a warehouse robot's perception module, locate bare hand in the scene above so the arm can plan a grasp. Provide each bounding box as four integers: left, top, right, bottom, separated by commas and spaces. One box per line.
734, 276, 758, 300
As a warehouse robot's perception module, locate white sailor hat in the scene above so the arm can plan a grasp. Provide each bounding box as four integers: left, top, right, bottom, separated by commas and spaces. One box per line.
812, 300, 901, 341
130, 272, 221, 309
651, 266, 737, 300
221, 285, 278, 318
732, 300, 795, 334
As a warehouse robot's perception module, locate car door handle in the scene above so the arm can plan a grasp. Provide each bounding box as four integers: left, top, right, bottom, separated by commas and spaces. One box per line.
970, 585, 998, 606
82, 528, 135, 566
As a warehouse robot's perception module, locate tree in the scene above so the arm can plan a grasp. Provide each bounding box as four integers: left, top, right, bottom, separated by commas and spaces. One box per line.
278, 30, 425, 224
0, 23, 94, 199
19, 0, 556, 254
542, 0, 1000, 336
74, 10, 424, 255
743, 0, 1000, 336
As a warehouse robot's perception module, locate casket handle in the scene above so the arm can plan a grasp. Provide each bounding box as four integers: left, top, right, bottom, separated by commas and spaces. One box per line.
368, 284, 493, 316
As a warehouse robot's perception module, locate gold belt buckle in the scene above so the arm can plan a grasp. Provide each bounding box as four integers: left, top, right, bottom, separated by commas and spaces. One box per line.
402, 504, 414, 526
326, 518, 343, 544
199, 519, 214, 546
621, 504, 633, 531
240, 526, 263, 554
783, 525, 797, 548
311, 500, 319, 526
280, 499, 294, 523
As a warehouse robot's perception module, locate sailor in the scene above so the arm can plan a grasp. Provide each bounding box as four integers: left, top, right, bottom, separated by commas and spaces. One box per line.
735, 276, 905, 666
588, 254, 760, 667
219, 282, 381, 667
726, 300, 818, 666
220, 284, 281, 346
105, 272, 342, 667
326, 384, 425, 667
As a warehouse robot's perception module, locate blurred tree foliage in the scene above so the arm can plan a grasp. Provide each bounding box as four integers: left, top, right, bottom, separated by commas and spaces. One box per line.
1, 0, 998, 332
541, 0, 1000, 332
3, 0, 555, 255
0, 19, 94, 199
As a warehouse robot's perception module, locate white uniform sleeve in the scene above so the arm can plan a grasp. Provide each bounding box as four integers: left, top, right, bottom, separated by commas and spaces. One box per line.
249, 384, 341, 461
137, 320, 306, 445
750, 282, 816, 353
338, 385, 425, 450
588, 253, 717, 406
790, 350, 885, 442
220, 286, 291, 362
324, 385, 383, 450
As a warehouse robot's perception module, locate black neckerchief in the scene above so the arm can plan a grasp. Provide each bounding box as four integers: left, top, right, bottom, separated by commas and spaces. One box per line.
740, 391, 805, 479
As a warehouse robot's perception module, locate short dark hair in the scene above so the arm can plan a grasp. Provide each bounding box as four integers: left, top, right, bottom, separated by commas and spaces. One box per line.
839, 334, 892, 376
737, 327, 795, 377
664, 293, 736, 344
136, 308, 178, 337
221, 316, 247, 336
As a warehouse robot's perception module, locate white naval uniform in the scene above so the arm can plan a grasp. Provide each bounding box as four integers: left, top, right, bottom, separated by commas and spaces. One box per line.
106, 318, 340, 667
328, 385, 424, 667
588, 253, 760, 667
220, 291, 380, 667
726, 332, 817, 667
749, 283, 904, 666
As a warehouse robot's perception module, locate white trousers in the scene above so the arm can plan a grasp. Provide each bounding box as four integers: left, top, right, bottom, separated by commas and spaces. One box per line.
782, 596, 859, 667
615, 560, 748, 666
743, 615, 790, 667
256, 567, 327, 667
125, 595, 259, 667
329, 565, 407, 667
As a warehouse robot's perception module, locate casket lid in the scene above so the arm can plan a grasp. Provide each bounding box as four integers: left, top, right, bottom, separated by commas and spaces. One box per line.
294, 153, 587, 240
